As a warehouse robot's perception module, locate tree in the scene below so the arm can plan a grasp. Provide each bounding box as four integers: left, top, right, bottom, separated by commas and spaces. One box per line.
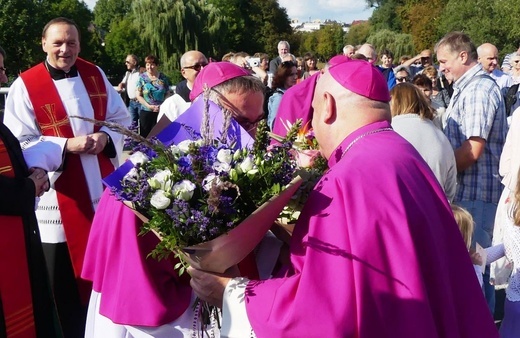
132, 0, 226, 74
345, 21, 372, 47
315, 24, 345, 60
207, 0, 292, 57
93, 0, 132, 33
0, 0, 43, 75
366, 29, 414, 60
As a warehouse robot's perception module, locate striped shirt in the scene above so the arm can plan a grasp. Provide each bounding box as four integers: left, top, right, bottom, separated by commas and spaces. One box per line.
444, 64, 507, 203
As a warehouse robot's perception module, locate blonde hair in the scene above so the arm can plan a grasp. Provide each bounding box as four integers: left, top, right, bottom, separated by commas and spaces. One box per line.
390, 82, 434, 120
451, 204, 474, 250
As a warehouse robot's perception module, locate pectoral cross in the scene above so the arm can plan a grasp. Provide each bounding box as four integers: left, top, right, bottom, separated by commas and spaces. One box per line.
87, 76, 108, 119
39, 103, 71, 137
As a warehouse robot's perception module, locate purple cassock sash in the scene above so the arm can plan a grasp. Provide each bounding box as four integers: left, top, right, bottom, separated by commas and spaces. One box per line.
82, 98, 254, 325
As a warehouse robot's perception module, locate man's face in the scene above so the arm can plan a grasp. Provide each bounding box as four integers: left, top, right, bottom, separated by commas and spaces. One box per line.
42, 23, 80, 72
437, 45, 465, 83
0, 54, 7, 84
181, 52, 208, 84
478, 48, 498, 73
344, 47, 355, 57
125, 56, 136, 70
395, 70, 409, 83
223, 90, 264, 136
278, 43, 289, 57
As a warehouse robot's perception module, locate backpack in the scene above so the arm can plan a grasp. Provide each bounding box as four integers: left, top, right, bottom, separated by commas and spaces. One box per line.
504, 83, 519, 117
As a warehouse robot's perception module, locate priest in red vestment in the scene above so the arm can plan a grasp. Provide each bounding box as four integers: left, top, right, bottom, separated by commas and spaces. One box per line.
0, 45, 63, 338
3, 18, 130, 338
188, 60, 499, 337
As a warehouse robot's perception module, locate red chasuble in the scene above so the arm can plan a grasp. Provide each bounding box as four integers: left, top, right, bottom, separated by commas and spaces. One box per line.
20, 58, 115, 304
0, 139, 37, 338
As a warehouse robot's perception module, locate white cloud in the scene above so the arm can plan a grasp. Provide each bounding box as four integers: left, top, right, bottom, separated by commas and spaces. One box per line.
279, 0, 373, 23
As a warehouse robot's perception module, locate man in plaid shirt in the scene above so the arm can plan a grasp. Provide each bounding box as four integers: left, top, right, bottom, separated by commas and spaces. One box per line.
436, 31, 507, 314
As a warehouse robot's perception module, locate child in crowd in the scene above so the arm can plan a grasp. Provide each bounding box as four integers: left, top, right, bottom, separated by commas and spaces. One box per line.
451, 204, 484, 287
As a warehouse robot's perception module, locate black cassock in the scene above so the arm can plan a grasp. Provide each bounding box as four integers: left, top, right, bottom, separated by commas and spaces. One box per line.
0, 122, 62, 338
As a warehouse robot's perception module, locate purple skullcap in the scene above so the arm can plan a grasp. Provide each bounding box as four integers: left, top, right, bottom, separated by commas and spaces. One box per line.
327, 59, 391, 102
189, 62, 250, 101
327, 55, 350, 67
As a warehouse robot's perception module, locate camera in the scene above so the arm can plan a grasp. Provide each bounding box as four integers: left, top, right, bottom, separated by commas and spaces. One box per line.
247, 57, 261, 68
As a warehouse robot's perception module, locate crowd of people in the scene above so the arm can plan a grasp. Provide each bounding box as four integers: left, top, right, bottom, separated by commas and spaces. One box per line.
2, 15, 520, 338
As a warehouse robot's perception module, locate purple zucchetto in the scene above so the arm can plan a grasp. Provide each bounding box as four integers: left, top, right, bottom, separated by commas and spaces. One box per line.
189, 62, 250, 101
328, 59, 391, 102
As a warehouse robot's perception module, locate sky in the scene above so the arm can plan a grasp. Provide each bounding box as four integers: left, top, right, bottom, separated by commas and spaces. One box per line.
83, 0, 374, 25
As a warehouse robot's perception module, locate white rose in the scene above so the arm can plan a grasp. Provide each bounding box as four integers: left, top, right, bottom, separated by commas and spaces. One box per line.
129, 151, 149, 165
202, 173, 221, 191
148, 169, 173, 191
213, 161, 231, 173
150, 190, 171, 209
169, 144, 182, 156
173, 180, 196, 201
178, 140, 194, 153
217, 149, 233, 164
239, 156, 255, 173
123, 167, 140, 183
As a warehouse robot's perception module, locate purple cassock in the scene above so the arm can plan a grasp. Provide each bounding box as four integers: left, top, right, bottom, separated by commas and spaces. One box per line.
244, 120, 499, 337
81, 98, 254, 326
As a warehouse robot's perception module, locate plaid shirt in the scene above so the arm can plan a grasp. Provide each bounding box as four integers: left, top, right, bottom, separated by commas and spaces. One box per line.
444, 64, 507, 203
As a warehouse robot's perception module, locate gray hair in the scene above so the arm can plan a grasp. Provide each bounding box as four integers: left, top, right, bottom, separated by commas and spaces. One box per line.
435, 31, 477, 61
278, 40, 290, 50
394, 65, 411, 76
208, 75, 265, 103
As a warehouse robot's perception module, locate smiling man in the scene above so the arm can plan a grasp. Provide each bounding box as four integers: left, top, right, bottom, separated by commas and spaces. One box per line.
3, 17, 130, 338
436, 31, 507, 315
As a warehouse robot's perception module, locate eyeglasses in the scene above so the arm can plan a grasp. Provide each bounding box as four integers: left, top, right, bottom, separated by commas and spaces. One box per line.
183, 63, 207, 71
514, 60, 520, 64
396, 76, 408, 82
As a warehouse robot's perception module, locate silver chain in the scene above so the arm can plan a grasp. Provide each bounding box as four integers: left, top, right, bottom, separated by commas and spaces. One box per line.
340, 127, 393, 159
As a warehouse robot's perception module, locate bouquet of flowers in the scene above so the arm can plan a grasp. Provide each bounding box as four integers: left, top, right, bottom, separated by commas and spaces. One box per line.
270, 120, 328, 225
110, 113, 303, 274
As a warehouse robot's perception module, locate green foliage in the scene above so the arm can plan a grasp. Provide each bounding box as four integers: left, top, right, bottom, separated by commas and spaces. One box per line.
207, 0, 292, 58
131, 0, 226, 75
93, 0, 132, 32
369, 0, 404, 32
345, 21, 372, 46
315, 23, 345, 59
366, 29, 414, 61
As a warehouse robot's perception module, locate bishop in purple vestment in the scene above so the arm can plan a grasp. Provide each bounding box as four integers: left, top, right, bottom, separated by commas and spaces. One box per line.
189, 60, 498, 337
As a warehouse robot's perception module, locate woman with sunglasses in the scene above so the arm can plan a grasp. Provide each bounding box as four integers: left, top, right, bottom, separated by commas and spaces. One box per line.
136, 54, 171, 137
267, 61, 299, 130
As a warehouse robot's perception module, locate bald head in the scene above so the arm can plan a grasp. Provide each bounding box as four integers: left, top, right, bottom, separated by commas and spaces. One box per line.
180, 50, 208, 86
311, 69, 390, 159
357, 44, 377, 65
477, 43, 499, 73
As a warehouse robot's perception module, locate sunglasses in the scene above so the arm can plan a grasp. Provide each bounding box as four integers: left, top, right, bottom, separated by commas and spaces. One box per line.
183, 63, 207, 71
514, 60, 520, 64
0, 67, 6, 72
396, 76, 408, 82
